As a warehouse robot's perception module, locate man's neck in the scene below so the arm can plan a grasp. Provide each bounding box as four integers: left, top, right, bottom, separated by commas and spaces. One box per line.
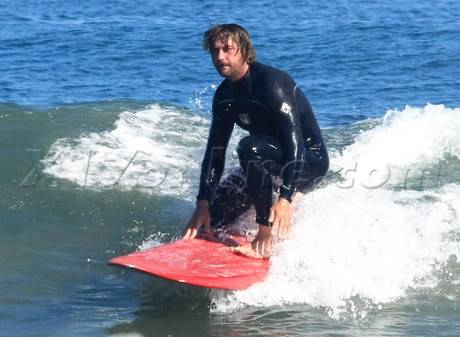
228, 63, 250, 82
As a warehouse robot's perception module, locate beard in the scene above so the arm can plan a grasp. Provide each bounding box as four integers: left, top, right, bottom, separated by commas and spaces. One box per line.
216, 64, 233, 78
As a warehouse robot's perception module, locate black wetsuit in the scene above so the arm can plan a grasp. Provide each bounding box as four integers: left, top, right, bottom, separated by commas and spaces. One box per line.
197, 62, 329, 227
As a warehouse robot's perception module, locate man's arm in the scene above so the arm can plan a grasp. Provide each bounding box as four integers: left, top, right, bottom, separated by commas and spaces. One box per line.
265, 79, 307, 238
270, 83, 307, 203
183, 95, 234, 239
196, 98, 234, 201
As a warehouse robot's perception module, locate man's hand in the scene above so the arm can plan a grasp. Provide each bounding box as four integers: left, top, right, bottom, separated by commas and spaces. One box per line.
182, 200, 212, 239
269, 197, 293, 239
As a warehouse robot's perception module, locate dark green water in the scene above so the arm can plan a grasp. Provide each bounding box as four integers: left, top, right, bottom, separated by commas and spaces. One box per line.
1, 102, 459, 337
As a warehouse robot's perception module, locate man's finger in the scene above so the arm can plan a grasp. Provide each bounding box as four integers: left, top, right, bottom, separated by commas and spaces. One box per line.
281, 218, 292, 239
277, 220, 285, 239
284, 223, 290, 239
268, 208, 275, 223
182, 228, 192, 240
286, 220, 292, 236
281, 223, 288, 239
203, 223, 213, 239
189, 228, 198, 239
204, 217, 211, 232
183, 222, 200, 239
279, 220, 286, 239
271, 217, 280, 236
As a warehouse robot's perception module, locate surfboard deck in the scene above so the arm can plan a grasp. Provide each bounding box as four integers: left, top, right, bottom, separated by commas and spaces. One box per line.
108, 236, 269, 290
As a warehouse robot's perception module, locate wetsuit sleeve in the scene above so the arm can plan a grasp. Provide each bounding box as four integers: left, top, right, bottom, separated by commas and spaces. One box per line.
196, 97, 234, 201
269, 84, 307, 202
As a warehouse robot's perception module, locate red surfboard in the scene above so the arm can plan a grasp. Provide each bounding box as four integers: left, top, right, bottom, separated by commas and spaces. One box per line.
108, 237, 269, 290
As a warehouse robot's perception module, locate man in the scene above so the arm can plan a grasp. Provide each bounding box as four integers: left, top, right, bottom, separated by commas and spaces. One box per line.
183, 24, 329, 258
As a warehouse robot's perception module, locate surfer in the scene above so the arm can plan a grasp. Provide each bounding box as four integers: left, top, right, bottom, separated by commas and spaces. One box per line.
183, 24, 329, 258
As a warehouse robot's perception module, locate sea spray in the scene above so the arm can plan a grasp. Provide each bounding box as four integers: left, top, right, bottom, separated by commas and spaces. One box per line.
211, 185, 459, 317
212, 104, 460, 317
42, 104, 209, 198
41, 103, 460, 318
334, 104, 460, 190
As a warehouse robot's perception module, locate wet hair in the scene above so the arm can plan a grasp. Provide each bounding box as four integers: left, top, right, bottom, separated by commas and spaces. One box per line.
203, 24, 256, 64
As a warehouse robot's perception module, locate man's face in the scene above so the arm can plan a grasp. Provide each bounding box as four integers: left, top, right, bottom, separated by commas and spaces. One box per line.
210, 37, 246, 81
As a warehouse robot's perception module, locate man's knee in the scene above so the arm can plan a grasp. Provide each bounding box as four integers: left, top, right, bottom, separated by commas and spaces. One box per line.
295, 161, 329, 193
237, 135, 281, 167
237, 136, 260, 163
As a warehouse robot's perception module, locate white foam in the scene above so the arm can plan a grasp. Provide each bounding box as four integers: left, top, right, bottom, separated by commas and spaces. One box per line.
42, 104, 210, 198
212, 104, 460, 318
189, 84, 218, 113
137, 232, 169, 251
43, 102, 460, 317
212, 184, 459, 318
333, 104, 460, 189
42, 103, 246, 198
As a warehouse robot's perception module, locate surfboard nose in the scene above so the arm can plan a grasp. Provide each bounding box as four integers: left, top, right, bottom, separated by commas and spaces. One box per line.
108, 238, 269, 290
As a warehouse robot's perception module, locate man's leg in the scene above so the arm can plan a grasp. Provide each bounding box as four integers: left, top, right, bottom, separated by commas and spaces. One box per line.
234, 135, 329, 257
237, 135, 283, 227
292, 148, 329, 194
231, 136, 284, 257
209, 167, 253, 231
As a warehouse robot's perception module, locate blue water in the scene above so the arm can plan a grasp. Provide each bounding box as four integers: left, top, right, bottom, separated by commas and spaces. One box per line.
2, 1, 459, 122
1, 1, 459, 336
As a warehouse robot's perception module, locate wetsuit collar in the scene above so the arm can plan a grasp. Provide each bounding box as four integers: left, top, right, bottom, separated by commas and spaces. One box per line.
230, 63, 252, 95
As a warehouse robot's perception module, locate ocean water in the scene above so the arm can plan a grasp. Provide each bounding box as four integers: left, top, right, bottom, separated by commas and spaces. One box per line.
1, 1, 459, 336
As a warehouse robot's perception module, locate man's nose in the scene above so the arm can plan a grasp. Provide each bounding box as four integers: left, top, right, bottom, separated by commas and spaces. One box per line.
216, 49, 225, 61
